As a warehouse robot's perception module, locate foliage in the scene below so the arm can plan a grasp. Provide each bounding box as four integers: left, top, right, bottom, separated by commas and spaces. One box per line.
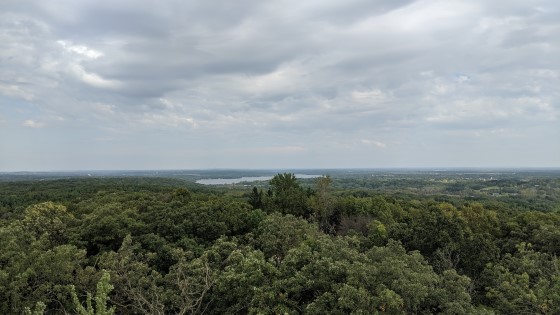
1, 174, 560, 313
266, 173, 311, 217
71, 270, 115, 315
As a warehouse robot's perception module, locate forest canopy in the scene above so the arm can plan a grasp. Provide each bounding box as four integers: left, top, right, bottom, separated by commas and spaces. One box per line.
1, 172, 560, 314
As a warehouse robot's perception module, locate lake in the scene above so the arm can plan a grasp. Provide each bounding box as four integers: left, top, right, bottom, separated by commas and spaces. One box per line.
196, 174, 321, 185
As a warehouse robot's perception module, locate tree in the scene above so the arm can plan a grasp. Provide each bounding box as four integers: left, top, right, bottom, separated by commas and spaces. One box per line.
100, 235, 166, 315
164, 249, 216, 315
267, 173, 310, 217
310, 176, 336, 234
23, 302, 46, 315
0, 206, 87, 313
172, 188, 192, 202
481, 242, 560, 314
248, 187, 263, 210
71, 270, 115, 315
269, 173, 299, 194
21, 201, 74, 246
255, 213, 318, 263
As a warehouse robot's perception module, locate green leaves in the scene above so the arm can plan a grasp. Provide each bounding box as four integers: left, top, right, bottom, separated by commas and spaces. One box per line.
267, 173, 311, 217
255, 213, 318, 261
21, 201, 75, 246
2, 176, 560, 314
71, 270, 115, 315
0, 203, 88, 313
482, 243, 560, 314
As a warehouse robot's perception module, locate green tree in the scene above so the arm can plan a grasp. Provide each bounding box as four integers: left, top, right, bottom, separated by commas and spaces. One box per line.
71, 270, 115, 315
267, 173, 310, 217
21, 201, 74, 246
482, 242, 560, 314
255, 213, 318, 263
100, 235, 166, 314
0, 203, 88, 313
248, 187, 263, 210
23, 302, 46, 315
164, 249, 216, 314
310, 176, 336, 234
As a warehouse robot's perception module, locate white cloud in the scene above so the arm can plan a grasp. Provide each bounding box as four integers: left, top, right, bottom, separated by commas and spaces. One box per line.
241, 64, 308, 96
68, 64, 122, 89
351, 89, 388, 103
22, 120, 45, 128
0, 83, 34, 101
232, 146, 306, 155
361, 139, 387, 148
138, 113, 197, 129
426, 96, 557, 126
455, 75, 470, 83
57, 40, 103, 59
94, 103, 116, 115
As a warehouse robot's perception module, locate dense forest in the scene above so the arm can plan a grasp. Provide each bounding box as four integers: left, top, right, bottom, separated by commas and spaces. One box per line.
1, 172, 560, 314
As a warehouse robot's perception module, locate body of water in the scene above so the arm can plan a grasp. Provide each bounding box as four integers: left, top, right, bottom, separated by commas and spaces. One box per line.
196, 174, 321, 185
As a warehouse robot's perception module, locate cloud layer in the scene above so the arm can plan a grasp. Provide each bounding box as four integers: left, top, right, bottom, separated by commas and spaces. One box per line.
1, 0, 559, 170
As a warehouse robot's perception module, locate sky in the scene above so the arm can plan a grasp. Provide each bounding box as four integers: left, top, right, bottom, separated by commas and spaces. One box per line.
0, 0, 559, 171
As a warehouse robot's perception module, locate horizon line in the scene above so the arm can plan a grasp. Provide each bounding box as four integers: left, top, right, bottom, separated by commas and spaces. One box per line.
2, 166, 560, 174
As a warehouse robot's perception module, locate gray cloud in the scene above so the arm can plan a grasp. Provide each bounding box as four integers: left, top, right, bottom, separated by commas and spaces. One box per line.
1, 0, 559, 170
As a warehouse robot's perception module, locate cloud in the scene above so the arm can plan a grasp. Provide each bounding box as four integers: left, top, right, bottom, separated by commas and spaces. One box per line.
22, 119, 44, 128
361, 139, 387, 149
0, 83, 34, 101
137, 113, 197, 129
0, 0, 559, 170
68, 64, 122, 89
232, 146, 306, 155
57, 40, 103, 59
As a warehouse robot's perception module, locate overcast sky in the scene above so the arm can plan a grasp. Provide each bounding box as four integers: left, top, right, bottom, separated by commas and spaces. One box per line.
1, 0, 559, 171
